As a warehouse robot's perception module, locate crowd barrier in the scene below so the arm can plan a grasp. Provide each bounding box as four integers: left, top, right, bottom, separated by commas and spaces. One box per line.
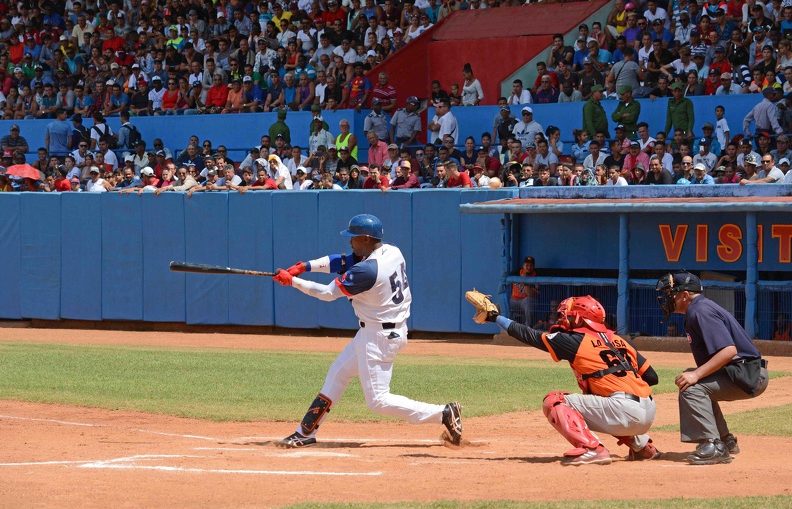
0, 93, 766, 163
0, 190, 514, 334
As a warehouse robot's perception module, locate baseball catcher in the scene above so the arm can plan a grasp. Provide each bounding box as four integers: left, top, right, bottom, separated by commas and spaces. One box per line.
466, 290, 660, 465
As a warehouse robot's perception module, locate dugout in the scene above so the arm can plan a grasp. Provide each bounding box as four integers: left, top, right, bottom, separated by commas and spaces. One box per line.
460, 185, 792, 340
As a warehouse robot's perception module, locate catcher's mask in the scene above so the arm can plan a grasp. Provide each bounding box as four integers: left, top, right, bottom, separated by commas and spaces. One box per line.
554, 295, 608, 333
656, 272, 703, 320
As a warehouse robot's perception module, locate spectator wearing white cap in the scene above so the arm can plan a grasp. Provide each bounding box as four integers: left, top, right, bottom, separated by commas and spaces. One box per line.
512, 106, 543, 149
780, 159, 792, 184
715, 73, 742, 95
86, 166, 112, 192
691, 162, 715, 184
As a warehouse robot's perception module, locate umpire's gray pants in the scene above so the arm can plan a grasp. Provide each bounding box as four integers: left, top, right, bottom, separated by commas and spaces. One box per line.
679, 367, 769, 443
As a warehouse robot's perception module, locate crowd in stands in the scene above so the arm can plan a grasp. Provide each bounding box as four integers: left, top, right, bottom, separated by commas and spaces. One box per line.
0, 0, 791, 192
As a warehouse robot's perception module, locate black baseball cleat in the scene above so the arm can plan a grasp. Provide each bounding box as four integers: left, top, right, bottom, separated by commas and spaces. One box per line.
277, 431, 317, 448
442, 402, 463, 445
722, 433, 739, 454
687, 439, 732, 465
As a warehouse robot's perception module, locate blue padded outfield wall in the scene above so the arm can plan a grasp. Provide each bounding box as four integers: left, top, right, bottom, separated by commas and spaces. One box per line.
1, 186, 790, 337
0, 190, 511, 335
0, 93, 765, 161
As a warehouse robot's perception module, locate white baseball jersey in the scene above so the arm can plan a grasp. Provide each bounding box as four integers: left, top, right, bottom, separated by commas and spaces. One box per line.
334, 244, 411, 324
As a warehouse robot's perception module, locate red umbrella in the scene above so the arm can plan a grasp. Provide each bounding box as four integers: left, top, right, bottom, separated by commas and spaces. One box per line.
5, 163, 41, 181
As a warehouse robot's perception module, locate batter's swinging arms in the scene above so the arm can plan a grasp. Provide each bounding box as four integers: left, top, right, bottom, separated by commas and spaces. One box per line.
273, 214, 463, 448
467, 291, 660, 465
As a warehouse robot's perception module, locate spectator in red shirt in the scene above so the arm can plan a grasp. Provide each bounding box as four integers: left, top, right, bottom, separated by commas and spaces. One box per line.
445, 160, 472, 188
203, 73, 229, 113
366, 131, 389, 167
390, 160, 420, 189
362, 165, 389, 189
370, 71, 397, 112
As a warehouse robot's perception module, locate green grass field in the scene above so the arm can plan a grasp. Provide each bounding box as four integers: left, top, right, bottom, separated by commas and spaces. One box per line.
0, 342, 788, 438
0, 342, 686, 421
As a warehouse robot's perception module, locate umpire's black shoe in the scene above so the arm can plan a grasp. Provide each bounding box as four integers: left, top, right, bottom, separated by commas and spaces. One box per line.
442, 402, 463, 445
277, 431, 317, 448
687, 439, 732, 465
722, 433, 739, 454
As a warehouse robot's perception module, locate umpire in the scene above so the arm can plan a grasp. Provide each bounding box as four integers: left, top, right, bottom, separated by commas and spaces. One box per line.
656, 272, 769, 465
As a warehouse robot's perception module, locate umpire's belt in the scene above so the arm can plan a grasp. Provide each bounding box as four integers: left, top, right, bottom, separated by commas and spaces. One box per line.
360, 321, 397, 329
611, 392, 653, 403
730, 357, 768, 369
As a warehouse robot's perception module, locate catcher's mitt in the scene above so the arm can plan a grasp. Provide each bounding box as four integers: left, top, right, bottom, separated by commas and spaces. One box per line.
465, 289, 499, 324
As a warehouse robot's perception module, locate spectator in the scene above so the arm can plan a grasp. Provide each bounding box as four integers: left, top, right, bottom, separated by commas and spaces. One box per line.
647, 155, 673, 184
608, 47, 643, 96
363, 165, 389, 189
508, 79, 532, 105
691, 162, 716, 184
582, 84, 608, 138
512, 107, 543, 149
85, 166, 112, 192
742, 87, 785, 137
740, 154, 785, 184
583, 140, 607, 173
534, 73, 559, 103
665, 82, 695, 138
45, 108, 72, 156
2, 124, 29, 154
390, 96, 421, 147
460, 63, 484, 106
428, 98, 458, 144
363, 98, 389, 140
390, 160, 420, 189
266, 154, 294, 189
367, 131, 389, 167
693, 138, 718, 173
606, 165, 629, 186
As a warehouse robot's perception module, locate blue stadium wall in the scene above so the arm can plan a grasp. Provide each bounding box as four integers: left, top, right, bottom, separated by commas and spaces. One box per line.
0, 190, 511, 335
2, 94, 765, 161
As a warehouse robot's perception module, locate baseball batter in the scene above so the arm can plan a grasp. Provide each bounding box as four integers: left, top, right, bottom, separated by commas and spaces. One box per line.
272, 214, 463, 448
467, 291, 660, 465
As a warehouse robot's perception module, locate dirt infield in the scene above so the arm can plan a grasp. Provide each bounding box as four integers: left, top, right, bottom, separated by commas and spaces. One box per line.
2, 329, 792, 508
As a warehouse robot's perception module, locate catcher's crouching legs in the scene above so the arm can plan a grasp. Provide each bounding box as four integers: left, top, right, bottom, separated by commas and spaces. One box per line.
543, 391, 611, 466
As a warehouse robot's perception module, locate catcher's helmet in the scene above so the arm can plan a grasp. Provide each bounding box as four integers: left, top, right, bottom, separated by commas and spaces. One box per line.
340, 214, 383, 240
556, 295, 607, 332
656, 272, 703, 319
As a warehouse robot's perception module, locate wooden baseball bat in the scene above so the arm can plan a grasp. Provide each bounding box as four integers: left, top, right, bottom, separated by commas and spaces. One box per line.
169, 261, 276, 277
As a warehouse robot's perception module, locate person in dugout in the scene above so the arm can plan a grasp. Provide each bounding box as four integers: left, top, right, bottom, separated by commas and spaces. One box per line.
466, 291, 660, 465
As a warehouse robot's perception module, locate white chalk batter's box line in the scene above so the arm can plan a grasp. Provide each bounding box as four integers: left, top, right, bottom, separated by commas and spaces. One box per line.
0, 454, 382, 476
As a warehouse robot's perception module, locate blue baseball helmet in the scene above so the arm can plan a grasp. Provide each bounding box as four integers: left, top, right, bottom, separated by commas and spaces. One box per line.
340, 214, 383, 240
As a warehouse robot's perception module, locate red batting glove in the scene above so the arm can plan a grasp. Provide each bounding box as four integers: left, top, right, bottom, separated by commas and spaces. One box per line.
286, 261, 307, 277
273, 269, 293, 287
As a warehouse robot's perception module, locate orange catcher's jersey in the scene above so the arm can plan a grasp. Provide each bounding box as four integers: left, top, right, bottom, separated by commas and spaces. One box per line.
540, 328, 653, 398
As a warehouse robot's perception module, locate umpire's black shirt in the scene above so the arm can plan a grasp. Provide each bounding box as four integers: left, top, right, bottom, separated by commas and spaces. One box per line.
685, 296, 760, 367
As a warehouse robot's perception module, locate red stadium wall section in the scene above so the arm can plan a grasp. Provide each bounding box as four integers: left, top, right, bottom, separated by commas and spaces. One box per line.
370, 0, 610, 108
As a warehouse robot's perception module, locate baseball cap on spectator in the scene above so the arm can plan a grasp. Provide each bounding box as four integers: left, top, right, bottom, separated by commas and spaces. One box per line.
744, 154, 758, 165
669, 82, 684, 90
13, 67, 23, 73
372, 98, 381, 105
105, 79, 115, 85
10, 124, 20, 131
652, 19, 663, 25
110, 63, 120, 70
500, 105, 510, 112
629, 141, 640, 148
295, 167, 306, 175
156, 150, 166, 157
275, 133, 285, 139
779, 158, 790, 166
590, 84, 604, 93
89, 167, 100, 174
702, 122, 714, 130
152, 76, 162, 82
207, 169, 217, 176
242, 76, 252, 83
255, 157, 268, 166
400, 160, 411, 168
216, 10, 226, 17
615, 124, 625, 130
521, 106, 533, 115
124, 155, 134, 163
693, 162, 707, 172
141, 167, 155, 177
699, 137, 710, 145
132, 63, 140, 69
618, 85, 633, 94
387, 143, 398, 150
366, 50, 377, 58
